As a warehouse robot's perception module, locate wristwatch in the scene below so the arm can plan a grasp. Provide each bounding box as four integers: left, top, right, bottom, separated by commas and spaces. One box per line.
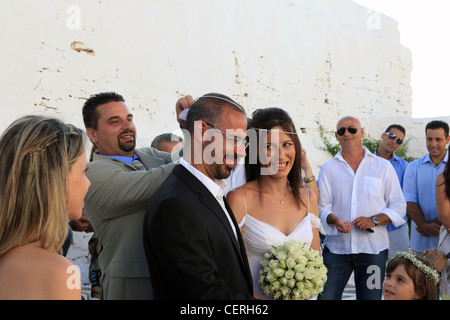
372, 216, 379, 226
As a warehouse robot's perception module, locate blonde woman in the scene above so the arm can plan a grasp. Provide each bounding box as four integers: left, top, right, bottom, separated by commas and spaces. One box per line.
0, 115, 90, 299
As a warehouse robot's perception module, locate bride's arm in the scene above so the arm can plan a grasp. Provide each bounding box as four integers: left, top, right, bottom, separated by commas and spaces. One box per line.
301, 149, 320, 201
437, 173, 450, 230
226, 187, 247, 231
308, 189, 321, 254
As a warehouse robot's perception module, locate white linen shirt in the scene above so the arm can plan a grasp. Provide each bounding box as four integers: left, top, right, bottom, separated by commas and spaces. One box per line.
180, 158, 238, 240
318, 148, 406, 255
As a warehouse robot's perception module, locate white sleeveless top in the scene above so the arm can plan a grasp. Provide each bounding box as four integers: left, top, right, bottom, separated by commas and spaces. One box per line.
238, 187, 321, 300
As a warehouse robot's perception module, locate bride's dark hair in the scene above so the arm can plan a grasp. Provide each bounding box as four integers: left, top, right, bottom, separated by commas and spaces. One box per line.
246, 107, 304, 209
442, 145, 450, 200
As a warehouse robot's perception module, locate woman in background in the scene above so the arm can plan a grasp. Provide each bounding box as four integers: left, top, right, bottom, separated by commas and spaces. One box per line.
0, 115, 90, 299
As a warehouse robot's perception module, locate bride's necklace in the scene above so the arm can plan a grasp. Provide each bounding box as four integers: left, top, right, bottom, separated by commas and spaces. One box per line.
264, 183, 289, 204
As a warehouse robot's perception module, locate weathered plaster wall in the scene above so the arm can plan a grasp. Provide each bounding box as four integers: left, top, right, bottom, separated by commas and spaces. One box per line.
0, 0, 415, 166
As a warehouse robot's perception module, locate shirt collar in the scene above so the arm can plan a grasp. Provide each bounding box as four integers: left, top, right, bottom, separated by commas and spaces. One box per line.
373, 148, 400, 162
180, 158, 229, 199
421, 150, 449, 165
335, 147, 375, 161
100, 153, 139, 165
391, 152, 401, 162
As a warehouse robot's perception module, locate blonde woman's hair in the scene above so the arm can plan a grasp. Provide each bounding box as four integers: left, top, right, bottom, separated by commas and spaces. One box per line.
0, 115, 86, 256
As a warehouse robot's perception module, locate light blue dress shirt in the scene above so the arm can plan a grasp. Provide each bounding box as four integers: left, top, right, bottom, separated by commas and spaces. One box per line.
403, 151, 448, 252
101, 153, 139, 164
373, 149, 409, 231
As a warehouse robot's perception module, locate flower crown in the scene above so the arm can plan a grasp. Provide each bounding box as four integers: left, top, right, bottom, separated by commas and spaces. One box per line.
395, 251, 440, 284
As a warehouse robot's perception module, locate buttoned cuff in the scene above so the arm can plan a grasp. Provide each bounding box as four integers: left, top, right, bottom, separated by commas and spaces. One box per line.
403, 192, 417, 203
319, 209, 338, 236
381, 208, 406, 228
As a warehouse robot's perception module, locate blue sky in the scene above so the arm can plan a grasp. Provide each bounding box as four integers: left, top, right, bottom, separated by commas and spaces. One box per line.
353, 0, 450, 118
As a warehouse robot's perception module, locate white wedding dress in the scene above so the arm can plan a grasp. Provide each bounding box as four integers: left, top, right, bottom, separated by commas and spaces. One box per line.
238, 187, 321, 300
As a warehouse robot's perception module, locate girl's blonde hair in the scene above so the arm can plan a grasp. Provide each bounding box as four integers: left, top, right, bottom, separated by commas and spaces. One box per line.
0, 115, 86, 256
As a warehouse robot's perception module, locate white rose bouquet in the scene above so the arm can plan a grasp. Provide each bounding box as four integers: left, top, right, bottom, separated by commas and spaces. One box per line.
259, 240, 327, 300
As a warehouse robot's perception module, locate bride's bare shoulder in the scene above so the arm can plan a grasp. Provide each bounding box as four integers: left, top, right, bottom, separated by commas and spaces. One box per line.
299, 186, 318, 201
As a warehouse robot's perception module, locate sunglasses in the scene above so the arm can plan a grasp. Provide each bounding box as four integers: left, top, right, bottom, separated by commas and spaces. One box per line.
337, 127, 358, 136
385, 132, 403, 145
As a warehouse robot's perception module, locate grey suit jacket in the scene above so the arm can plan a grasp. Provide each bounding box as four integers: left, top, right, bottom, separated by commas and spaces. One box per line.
84, 147, 178, 300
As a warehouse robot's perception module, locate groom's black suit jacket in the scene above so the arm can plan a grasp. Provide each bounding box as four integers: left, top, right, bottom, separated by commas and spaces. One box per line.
143, 164, 254, 299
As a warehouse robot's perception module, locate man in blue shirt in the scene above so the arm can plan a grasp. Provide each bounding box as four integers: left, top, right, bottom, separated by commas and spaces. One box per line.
374, 124, 409, 259
403, 120, 450, 253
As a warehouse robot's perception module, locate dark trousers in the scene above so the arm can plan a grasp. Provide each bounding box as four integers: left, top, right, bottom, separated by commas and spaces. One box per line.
318, 247, 388, 300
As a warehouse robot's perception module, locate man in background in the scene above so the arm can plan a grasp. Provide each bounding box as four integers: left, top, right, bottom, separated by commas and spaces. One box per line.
374, 124, 409, 258
403, 120, 450, 254
151, 133, 183, 153
318, 116, 406, 300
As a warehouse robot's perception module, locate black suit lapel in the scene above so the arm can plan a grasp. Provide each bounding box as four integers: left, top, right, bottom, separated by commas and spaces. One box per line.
174, 166, 240, 248
173, 165, 253, 291
223, 196, 254, 291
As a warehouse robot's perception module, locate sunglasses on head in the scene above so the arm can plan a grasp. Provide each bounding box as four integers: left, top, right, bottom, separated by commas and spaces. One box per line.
385, 132, 403, 145
337, 127, 358, 136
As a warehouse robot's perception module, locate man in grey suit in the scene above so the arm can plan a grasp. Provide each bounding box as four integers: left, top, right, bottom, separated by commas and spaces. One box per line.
82, 92, 186, 299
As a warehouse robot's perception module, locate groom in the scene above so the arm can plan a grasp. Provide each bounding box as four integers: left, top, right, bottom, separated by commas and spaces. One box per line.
143, 93, 254, 299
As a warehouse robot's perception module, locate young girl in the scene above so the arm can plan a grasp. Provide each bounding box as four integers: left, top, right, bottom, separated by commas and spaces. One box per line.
383, 251, 439, 300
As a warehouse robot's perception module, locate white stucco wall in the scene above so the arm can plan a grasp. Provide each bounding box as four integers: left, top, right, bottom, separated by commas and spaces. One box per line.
2, 0, 446, 298
0, 0, 419, 169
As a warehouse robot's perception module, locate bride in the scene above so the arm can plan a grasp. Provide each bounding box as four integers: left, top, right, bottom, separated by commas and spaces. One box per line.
227, 107, 321, 300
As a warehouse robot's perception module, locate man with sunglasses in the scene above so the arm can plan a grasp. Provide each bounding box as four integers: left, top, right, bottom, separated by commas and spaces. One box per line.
318, 116, 406, 300
403, 120, 450, 256
374, 125, 410, 259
